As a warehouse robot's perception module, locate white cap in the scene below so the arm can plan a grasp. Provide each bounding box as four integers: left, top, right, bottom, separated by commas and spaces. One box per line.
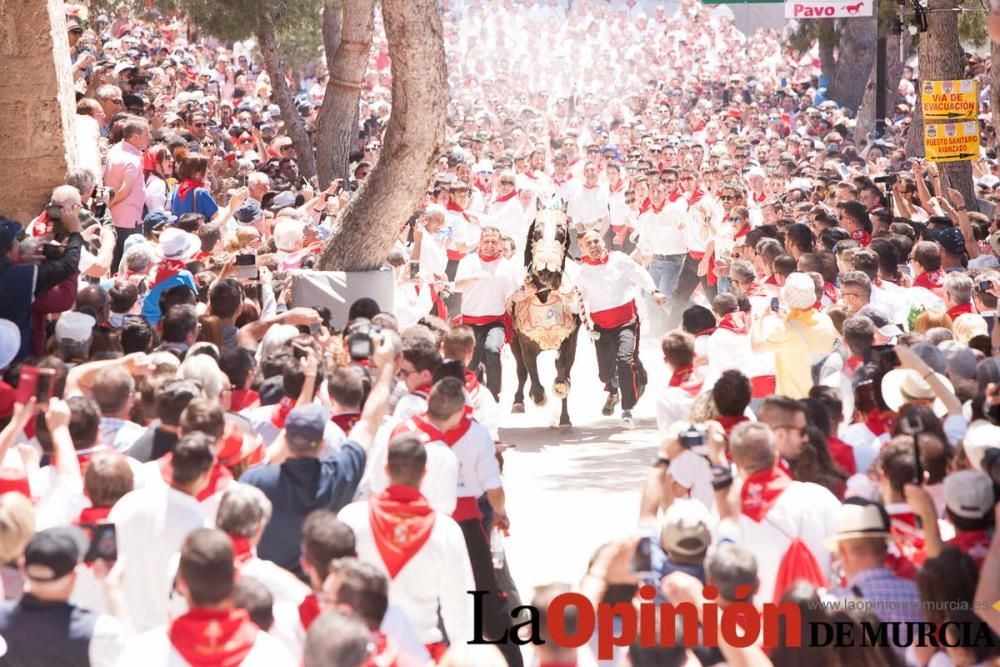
55, 311, 96, 344
943, 470, 995, 519
781, 272, 817, 310
158, 228, 200, 260
0, 320, 20, 370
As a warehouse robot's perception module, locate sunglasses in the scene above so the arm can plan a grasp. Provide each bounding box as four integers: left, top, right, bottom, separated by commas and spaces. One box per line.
193, 122, 206, 128
719, 195, 736, 201
680, 176, 695, 181
500, 180, 515, 185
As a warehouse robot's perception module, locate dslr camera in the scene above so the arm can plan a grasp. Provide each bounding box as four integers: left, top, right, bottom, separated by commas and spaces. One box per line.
345, 321, 381, 361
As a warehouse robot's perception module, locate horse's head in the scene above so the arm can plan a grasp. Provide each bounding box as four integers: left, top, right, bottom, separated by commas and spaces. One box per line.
525, 198, 569, 291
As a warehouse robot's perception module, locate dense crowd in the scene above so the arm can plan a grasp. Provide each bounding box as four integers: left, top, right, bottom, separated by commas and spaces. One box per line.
1, 0, 1000, 665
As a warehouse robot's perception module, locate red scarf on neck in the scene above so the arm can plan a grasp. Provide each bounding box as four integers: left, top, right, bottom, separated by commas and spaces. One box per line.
369, 485, 437, 579
685, 188, 705, 208
270, 396, 296, 429
745, 281, 767, 298
648, 201, 666, 214
159, 456, 233, 502
75, 506, 112, 525
716, 415, 749, 435
947, 302, 974, 320
168, 608, 258, 667
850, 229, 872, 247
494, 189, 518, 203
446, 200, 471, 222
669, 365, 704, 397
717, 311, 749, 334
331, 412, 362, 434
580, 251, 609, 266
411, 413, 472, 446
913, 269, 944, 291
151, 259, 188, 289
464, 369, 480, 394
230, 388, 259, 412
298, 593, 321, 631
823, 282, 839, 304
740, 467, 792, 522
176, 178, 204, 203
478, 249, 501, 263
229, 534, 254, 566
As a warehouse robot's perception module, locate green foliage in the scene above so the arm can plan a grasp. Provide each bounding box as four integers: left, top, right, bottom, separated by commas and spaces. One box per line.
959, 9, 987, 48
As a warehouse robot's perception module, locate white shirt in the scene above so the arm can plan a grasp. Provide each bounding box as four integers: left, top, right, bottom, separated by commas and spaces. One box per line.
108, 485, 206, 632
454, 253, 520, 317
566, 182, 609, 228
362, 420, 459, 515
635, 202, 687, 256
572, 252, 656, 316
339, 499, 475, 645
683, 191, 722, 254
487, 194, 529, 255
704, 326, 753, 389
115, 623, 294, 667
418, 231, 449, 280
100, 417, 146, 453
243, 403, 345, 451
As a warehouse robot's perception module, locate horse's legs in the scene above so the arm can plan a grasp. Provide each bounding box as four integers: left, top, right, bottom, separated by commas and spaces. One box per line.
554, 322, 580, 427
523, 341, 546, 406
510, 334, 528, 413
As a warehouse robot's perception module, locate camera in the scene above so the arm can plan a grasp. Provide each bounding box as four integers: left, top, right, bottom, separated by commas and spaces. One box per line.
234, 254, 258, 281
873, 174, 898, 186
678, 424, 706, 449
345, 321, 381, 361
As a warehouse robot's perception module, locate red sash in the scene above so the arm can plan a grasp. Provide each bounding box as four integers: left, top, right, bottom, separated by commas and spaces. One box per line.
269, 396, 296, 429
332, 412, 362, 433
946, 302, 974, 320
717, 311, 749, 334
150, 258, 187, 289
669, 365, 704, 397
461, 314, 505, 326
168, 608, 258, 667
740, 467, 792, 522
591, 300, 637, 329
75, 505, 112, 525
159, 456, 233, 502
298, 593, 321, 631
369, 485, 437, 579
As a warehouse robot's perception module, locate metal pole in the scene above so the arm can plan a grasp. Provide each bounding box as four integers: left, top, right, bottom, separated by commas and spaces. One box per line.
875, 0, 888, 139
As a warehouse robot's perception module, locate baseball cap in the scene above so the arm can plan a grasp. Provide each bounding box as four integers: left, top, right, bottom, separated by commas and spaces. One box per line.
932, 227, 966, 255
24, 527, 89, 582
234, 200, 263, 224
939, 340, 978, 380
285, 404, 329, 446
0, 218, 22, 252
856, 305, 902, 338
143, 210, 176, 235
943, 470, 995, 519
55, 311, 96, 344
660, 498, 712, 564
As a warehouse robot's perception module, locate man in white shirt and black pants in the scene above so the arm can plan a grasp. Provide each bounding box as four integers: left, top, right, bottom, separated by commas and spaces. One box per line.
454, 226, 520, 400
575, 230, 667, 427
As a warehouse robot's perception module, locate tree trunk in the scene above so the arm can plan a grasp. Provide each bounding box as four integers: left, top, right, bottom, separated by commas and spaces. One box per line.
315, 0, 375, 185
318, 0, 448, 271
855, 33, 912, 143
258, 25, 317, 180
826, 16, 877, 112
912, 0, 975, 208
818, 22, 838, 81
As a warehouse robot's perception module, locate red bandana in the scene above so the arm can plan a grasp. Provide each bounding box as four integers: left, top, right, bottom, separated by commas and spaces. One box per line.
369, 485, 437, 579
685, 188, 705, 208
494, 189, 518, 203
331, 412, 362, 434
75, 506, 112, 525
949, 530, 991, 568
298, 593, 321, 631
580, 251, 610, 266
446, 200, 471, 222
717, 311, 749, 334
151, 259, 188, 289
229, 534, 254, 566
648, 201, 666, 214
745, 281, 767, 298
160, 456, 233, 502
913, 269, 944, 291
850, 229, 872, 247
168, 608, 258, 667
668, 365, 704, 397
583, 182, 600, 190
946, 302, 974, 320
229, 389, 259, 412
823, 282, 839, 304
464, 369, 480, 394
176, 178, 205, 203
411, 414, 472, 446
715, 415, 749, 435
270, 396, 296, 430
478, 250, 501, 263
740, 467, 792, 522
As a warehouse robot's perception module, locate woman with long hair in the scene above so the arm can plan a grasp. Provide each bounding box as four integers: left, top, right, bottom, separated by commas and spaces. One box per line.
144, 144, 174, 214
171, 154, 247, 225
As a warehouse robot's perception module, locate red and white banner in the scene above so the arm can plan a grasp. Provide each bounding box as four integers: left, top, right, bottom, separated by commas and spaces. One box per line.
785, 0, 872, 18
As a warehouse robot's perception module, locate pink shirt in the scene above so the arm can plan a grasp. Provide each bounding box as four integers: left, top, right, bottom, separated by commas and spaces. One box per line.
103, 141, 146, 229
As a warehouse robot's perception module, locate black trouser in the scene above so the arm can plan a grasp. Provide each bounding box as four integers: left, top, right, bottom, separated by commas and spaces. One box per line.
444, 258, 462, 319
469, 321, 505, 401
111, 226, 141, 275
665, 253, 718, 331
458, 517, 524, 667
594, 320, 646, 410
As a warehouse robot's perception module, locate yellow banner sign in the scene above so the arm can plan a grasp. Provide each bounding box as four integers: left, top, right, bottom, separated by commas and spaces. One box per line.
921, 79, 978, 121
924, 121, 980, 163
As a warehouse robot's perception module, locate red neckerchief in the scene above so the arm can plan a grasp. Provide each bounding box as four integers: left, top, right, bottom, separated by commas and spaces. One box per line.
949, 530, 991, 568
913, 269, 944, 291
193, 250, 211, 263
739, 466, 792, 522
580, 251, 609, 266
298, 593, 321, 631
668, 365, 704, 397
75, 505, 112, 525
844, 355, 864, 375
523, 169, 539, 180
828, 436, 857, 476
639, 198, 651, 213
823, 282, 839, 303
332, 412, 362, 433
667, 191, 684, 203
270, 396, 296, 429
865, 408, 896, 437
752, 191, 767, 204
446, 200, 471, 222
764, 274, 779, 286
369, 485, 437, 579
411, 413, 472, 447
745, 281, 767, 297
412, 382, 433, 399
947, 302, 974, 320
494, 189, 518, 203
716, 415, 748, 435
609, 180, 625, 194
150, 258, 187, 289
553, 173, 572, 186
168, 608, 258, 667
229, 534, 254, 566
717, 311, 749, 334
229, 388, 259, 412
582, 181, 600, 190
888, 508, 927, 567
159, 456, 233, 502
850, 229, 872, 247
464, 370, 480, 394
478, 250, 501, 263
176, 178, 204, 202
685, 188, 705, 208
648, 201, 666, 214
734, 225, 750, 239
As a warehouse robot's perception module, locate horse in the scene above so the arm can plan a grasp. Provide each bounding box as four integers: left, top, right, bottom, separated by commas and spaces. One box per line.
509, 200, 580, 428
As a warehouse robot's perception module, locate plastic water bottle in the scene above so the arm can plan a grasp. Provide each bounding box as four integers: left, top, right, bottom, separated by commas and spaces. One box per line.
490, 527, 505, 569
